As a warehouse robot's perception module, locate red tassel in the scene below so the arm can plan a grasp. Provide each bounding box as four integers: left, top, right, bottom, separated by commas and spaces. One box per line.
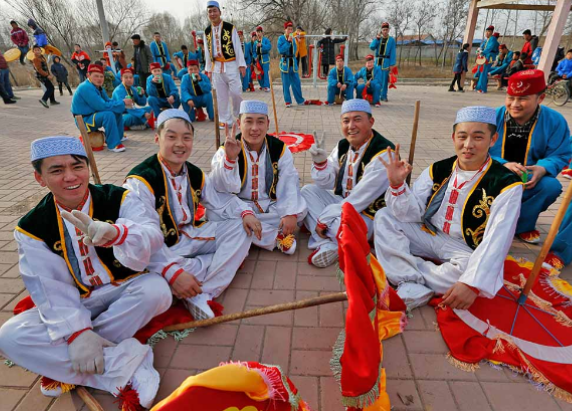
114, 384, 144, 411
207, 300, 224, 317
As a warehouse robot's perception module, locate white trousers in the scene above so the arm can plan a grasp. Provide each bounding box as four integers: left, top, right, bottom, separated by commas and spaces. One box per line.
213, 70, 242, 124
301, 184, 374, 249
0, 274, 172, 392
174, 219, 252, 298
373, 208, 473, 294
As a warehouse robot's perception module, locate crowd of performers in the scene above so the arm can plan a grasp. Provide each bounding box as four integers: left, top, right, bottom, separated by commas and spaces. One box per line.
1, 2, 571, 409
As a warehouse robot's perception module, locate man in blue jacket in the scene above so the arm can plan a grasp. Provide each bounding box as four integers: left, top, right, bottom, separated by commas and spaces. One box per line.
71, 64, 131, 152
254, 26, 272, 92
355, 54, 382, 106
146, 62, 181, 117
181, 60, 214, 122
369, 22, 396, 102
174, 45, 198, 80
489, 44, 513, 90
326, 54, 354, 105
113, 68, 153, 130
476, 25, 499, 93
239, 31, 252, 92
549, 49, 572, 84
150, 32, 173, 76
278, 21, 306, 107
491, 69, 571, 244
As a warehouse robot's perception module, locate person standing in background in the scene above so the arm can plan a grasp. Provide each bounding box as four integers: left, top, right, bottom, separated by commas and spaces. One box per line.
131, 34, 153, 91
0, 50, 17, 104
318, 28, 346, 78
50, 56, 73, 96
295, 26, 308, 77
449, 43, 469, 93
71, 44, 91, 83
32, 45, 58, 108
9, 21, 29, 65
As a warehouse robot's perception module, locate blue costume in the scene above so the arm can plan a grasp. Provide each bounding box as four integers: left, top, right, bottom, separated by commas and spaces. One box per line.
174, 50, 199, 80
326, 66, 354, 104
355, 65, 382, 103
369, 36, 396, 101
150, 40, 173, 76
277, 34, 304, 105
551, 201, 572, 265
71, 80, 125, 150
254, 37, 272, 89
112, 83, 152, 129
476, 36, 499, 93
242, 41, 253, 92
180, 72, 214, 121
489, 51, 513, 76
197, 46, 206, 71
556, 58, 572, 78
146, 73, 181, 117
492, 106, 572, 233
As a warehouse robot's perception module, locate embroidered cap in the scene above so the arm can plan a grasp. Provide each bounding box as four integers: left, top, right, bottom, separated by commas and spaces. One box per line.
186, 60, 199, 67
251, 31, 257, 37
31, 136, 87, 162
365, 54, 375, 61
197, 38, 204, 44
454, 106, 496, 126
508, 69, 546, 96
256, 26, 263, 32
335, 54, 344, 61
493, 32, 500, 38
87, 64, 103, 74
487, 25, 494, 31
238, 30, 243, 36
149, 62, 161, 71
381, 22, 390, 29
120, 67, 134, 76
240, 100, 268, 116
341, 99, 372, 115
206, 0, 220, 9
284, 21, 293, 29
157, 109, 192, 129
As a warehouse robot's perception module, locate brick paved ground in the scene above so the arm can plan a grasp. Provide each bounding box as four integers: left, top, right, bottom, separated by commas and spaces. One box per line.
0, 83, 571, 411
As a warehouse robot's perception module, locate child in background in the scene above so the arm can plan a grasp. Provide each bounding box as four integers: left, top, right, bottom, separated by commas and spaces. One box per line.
50, 56, 73, 96
449, 43, 469, 92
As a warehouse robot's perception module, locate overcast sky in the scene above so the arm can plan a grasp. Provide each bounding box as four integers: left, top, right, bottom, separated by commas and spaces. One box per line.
142, 0, 206, 22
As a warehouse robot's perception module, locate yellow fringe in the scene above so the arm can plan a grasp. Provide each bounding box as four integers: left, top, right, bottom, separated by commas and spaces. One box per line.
554, 310, 572, 328
492, 339, 506, 355
554, 388, 572, 404
42, 380, 76, 394
276, 234, 295, 252
446, 353, 480, 372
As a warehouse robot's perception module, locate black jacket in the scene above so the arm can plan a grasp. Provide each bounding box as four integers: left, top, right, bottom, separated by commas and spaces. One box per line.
317, 36, 346, 65
133, 40, 153, 74
50, 59, 68, 82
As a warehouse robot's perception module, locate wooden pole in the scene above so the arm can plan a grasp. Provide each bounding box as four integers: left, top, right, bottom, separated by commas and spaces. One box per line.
76, 387, 104, 411
268, 67, 280, 138
405, 101, 421, 186
74, 115, 102, 185
163, 292, 347, 331
212, 88, 221, 148
520, 180, 572, 299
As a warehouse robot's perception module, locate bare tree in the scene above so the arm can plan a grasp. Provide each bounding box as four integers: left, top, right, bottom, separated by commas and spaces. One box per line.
386, 1, 415, 65
412, 0, 438, 66
436, 0, 469, 68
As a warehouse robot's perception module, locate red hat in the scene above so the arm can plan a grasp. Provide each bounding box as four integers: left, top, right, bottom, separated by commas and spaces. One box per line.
197, 38, 204, 44
120, 67, 134, 76
508, 69, 546, 97
256, 26, 263, 32
238, 30, 243, 36
486, 25, 494, 31
493, 32, 500, 38
381, 22, 390, 29
499, 43, 507, 49
186, 59, 199, 67
149, 62, 161, 70
365, 54, 375, 61
105, 41, 112, 47
251, 31, 257, 37
335, 54, 344, 61
87, 64, 103, 74
284, 21, 293, 29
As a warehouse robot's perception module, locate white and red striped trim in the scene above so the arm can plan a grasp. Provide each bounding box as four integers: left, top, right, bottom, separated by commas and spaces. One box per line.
241, 210, 255, 219
314, 160, 328, 171
389, 183, 406, 197
161, 262, 183, 283
224, 156, 237, 170
100, 224, 128, 247
169, 268, 185, 285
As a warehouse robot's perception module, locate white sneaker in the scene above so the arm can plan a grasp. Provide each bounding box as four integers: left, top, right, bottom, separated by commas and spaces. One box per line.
108, 144, 126, 153
396, 282, 434, 311
129, 350, 160, 409
121, 135, 129, 141
184, 293, 215, 320
263, 87, 270, 92
308, 243, 338, 268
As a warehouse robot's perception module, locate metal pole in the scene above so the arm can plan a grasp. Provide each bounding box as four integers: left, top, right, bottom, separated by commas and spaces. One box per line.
313, 39, 318, 88
95, 0, 116, 75
344, 35, 349, 67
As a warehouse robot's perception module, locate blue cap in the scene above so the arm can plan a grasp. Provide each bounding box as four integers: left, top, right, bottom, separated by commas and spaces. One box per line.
240, 100, 268, 116
156, 109, 192, 129
31, 136, 87, 162
341, 99, 372, 115
454, 106, 496, 126
207, 0, 220, 9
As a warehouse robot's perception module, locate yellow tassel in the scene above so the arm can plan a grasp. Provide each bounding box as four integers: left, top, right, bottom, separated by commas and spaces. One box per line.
276, 234, 295, 252
492, 338, 506, 355
42, 380, 76, 394
446, 353, 479, 372
554, 310, 572, 328
554, 388, 572, 404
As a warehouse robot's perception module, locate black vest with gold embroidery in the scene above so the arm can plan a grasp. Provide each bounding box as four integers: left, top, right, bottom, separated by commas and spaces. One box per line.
230, 134, 286, 201
426, 156, 522, 250
127, 155, 206, 247
334, 130, 395, 219
17, 184, 142, 297
205, 21, 237, 62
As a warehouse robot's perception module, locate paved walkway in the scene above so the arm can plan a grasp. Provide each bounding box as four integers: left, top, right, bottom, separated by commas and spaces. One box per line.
0, 84, 571, 411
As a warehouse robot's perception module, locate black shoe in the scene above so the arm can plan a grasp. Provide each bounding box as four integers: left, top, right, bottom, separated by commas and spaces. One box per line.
60, 92, 63, 96
3, 99, 16, 104
51, 101, 60, 105
39, 99, 49, 108
448, 88, 456, 92
69, 92, 73, 96
458, 88, 465, 93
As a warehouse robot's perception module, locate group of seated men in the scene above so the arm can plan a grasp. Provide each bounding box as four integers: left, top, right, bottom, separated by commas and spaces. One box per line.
0, 69, 570, 409
71, 62, 215, 152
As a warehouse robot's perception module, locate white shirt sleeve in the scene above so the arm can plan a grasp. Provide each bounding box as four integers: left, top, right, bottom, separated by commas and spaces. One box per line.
459, 183, 523, 298
232, 27, 246, 68
200, 174, 251, 218
275, 149, 307, 218
385, 167, 433, 223
204, 33, 212, 73
209, 147, 241, 193
14, 229, 92, 341
311, 146, 339, 190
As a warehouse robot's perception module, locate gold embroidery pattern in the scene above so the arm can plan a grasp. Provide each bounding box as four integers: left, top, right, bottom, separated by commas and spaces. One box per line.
465, 189, 494, 247
53, 240, 63, 252
157, 197, 177, 239
222, 29, 235, 56
269, 162, 279, 198
206, 33, 213, 62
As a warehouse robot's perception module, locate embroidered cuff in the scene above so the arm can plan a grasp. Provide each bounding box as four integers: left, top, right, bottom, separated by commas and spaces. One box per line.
314, 161, 328, 171
316, 220, 328, 231
224, 156, 237, 170
389, 183, 406, 197
241, 210, 255, 219
162, 262, 183, 283
102, 224, 129, 248
169, 268, 185, 286
66, 327, 92, 345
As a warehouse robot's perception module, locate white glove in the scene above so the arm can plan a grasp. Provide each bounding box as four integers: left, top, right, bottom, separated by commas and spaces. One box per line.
309, 132, 328, 164
61, 209, 119, 247
68, 330, 115, 374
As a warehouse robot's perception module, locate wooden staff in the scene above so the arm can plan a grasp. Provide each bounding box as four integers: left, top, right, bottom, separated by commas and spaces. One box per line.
76, 387, 104, 411
405, 101, 421, 186
268, 67, 280, 138
520, 180, 572, 300
163, 292, 347, 331
75, 115, 102, 185
212, 88, 221, 148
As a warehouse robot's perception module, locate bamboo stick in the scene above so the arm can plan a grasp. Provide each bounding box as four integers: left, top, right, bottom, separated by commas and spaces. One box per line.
74, 115, 102, 185
76, 387, 104, 411
212, 88, 221, 148
268, 68, 280, 138
406, 101, 421, 186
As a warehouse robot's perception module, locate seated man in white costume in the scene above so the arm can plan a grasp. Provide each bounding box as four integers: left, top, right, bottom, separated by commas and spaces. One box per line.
0, 136, 171, 408
210, 100, 307, 254
124, 109, 253, 320
301, 99, 395, 267
374, 106, 523, 310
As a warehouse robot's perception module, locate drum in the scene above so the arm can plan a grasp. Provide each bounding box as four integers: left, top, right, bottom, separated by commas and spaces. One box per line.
81, 131, 105, 151
4, 48, 21, 63
475, 55, 487, 65
43, 45, 62, 56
